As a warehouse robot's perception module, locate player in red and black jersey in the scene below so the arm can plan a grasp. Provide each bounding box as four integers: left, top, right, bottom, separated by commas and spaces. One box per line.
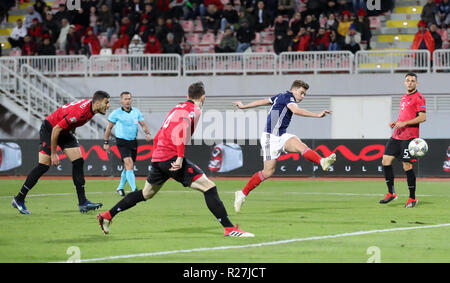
380, 73, 427, 208
97, 82, 254, 237
12, 91, 110, 215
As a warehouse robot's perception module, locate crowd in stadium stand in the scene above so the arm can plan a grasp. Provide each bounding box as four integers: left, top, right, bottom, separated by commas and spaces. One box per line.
1, 0, 447, 58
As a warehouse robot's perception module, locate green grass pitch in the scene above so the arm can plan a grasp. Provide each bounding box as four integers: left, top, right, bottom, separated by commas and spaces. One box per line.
1, 178, 450, 263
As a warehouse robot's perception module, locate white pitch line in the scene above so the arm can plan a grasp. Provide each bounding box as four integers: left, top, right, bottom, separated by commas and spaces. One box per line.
71, 223, 450, 263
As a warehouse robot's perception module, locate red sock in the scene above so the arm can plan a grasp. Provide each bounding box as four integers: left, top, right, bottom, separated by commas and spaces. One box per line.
242, 171, 266, 196
302, 148, 322, 164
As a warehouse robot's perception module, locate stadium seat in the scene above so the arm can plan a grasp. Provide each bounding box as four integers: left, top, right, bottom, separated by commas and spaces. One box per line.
194, 20, 203, 33
186, 33, 200, 45
254, 45, 267, 53
263, 32, 275, 43
55, 49, 66, 55
252, 32, 262, 44
114, 48, 128, 54
369, 16, 381, 29
215, 32, 223, 45
181, 20, 194, 33
100, 48, 113, 55
200, 33, 215, 45
9, 49, 22, 56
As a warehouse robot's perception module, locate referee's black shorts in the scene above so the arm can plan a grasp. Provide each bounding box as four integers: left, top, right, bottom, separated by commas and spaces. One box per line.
384, 137, 417, 163
116, 138, 138, 162
39, 120, 79, 155
147, 157, 205, 187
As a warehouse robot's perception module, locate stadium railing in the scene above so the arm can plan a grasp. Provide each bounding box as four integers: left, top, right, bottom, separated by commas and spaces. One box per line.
89, 54, 182, 77
355, 50, 431, 74
1, 50, 449, 77
433, 50, 450, 73
279, 51, 354, 74
183, 52, 278, 75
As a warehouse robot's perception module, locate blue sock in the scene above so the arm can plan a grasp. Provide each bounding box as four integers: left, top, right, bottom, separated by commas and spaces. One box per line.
117, 170, 127, 190
126, 170, 137, 191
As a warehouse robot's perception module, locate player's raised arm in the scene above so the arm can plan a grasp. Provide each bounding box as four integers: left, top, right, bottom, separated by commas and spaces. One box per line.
287, 103, 332, 118
232, 99, 272, 109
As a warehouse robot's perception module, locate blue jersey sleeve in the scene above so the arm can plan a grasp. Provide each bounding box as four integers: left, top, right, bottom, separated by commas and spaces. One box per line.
108, 109, 118, 123
269, 94, 279, 104
137, 109, 144, 122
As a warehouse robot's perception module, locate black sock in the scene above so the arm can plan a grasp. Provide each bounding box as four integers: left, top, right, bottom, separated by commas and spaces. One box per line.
110, 189, 145, 218
16, 163, 49, 202
406, 169, 416, 199
383, 165, 395, 194
72, 158, 87, 205
204, 187, 233, 228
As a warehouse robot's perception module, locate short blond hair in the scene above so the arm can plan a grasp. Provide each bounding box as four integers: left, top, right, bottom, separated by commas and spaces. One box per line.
291, 80, 309, 91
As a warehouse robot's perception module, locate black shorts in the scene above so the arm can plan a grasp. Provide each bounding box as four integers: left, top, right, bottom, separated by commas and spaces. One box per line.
39, 120, 79, 155
116, 138, 138, 162
384, 137, 416, 163
147, 157, 205, 187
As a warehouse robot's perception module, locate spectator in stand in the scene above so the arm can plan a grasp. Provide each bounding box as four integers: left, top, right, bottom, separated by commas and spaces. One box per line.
66, 25, 82, 54
305, 0, 324, 18
328, 29, 342, 50
412, 20, 435, 56
37, 34, 56, 55
336, 0, 352, 15
97, 3, 115, 42
154, 16, 166, 43
8, 19, 28, 50
325, 0, 338, 15
274, 15, 289, 37
429, 23, 443, 50
56, 18, 71, 50
42, 11, 59, 44
202, 4, 222, 35
161, 17, 185, 44
290, 12, 304, 36
241, 0, 256, 17
1, 0, 16, 24
24, 6, 42, 29
304, 14, 319, 31
312, 26, 330, 51
236, 19, 255, 52
145, 34, 163, 53
353, 8, 371, 49
253, 1, 272, 32
237, 7, 255, 29
143, 3, 158, 24
278, 0, 296, 19
72, 7, 90, 30
54, 4, 72, 28
28, 18, 43, 44
83, 27, 102, 56
89, 6, 98, 34
169, 0, 189, 19
343, 24, 361, 53
221, 3, 239, 33
128, 0, 145, 25
157, 0, 171, 18
352, 0, 366, 16
325, 12, 338, 31
421, 0, 437, 26
184, 0, 204, 20
112, 16, 135, 54
162, 32, 182, 54
21, 34, 38, 56
274, 28, 294, 54
435, 0, 450, 28
136, 14, 151, 42
292, 26, 310, 51
128, 34, 146, 54
33, 0, 47, 19
338, 10, 352, 38
215, 26, 238, 53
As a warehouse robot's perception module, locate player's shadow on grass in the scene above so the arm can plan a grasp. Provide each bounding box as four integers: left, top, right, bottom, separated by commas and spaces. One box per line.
161, 225, 219, 236
265, 207, 328, 214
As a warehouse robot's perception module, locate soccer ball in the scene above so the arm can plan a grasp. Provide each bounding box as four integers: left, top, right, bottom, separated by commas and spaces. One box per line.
408, 138, 428, 157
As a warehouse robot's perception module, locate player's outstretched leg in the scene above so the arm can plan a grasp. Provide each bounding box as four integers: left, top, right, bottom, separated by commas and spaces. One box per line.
97, 181, 160, 234
284, 136, 336, 171
12, 162, 49, 214
193, 175, 254, 237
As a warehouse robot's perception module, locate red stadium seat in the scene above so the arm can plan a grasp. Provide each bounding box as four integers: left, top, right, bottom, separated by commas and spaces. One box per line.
181, 20, 194, 33
55, 49, 66, 55
114, 48, 127, 54
254, 45, 267, 53
186, 33, 200, 45
369, 16, 381, 29
200, 33, 215, 45
9, 49, 22, 56
194, 20, 203, 33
